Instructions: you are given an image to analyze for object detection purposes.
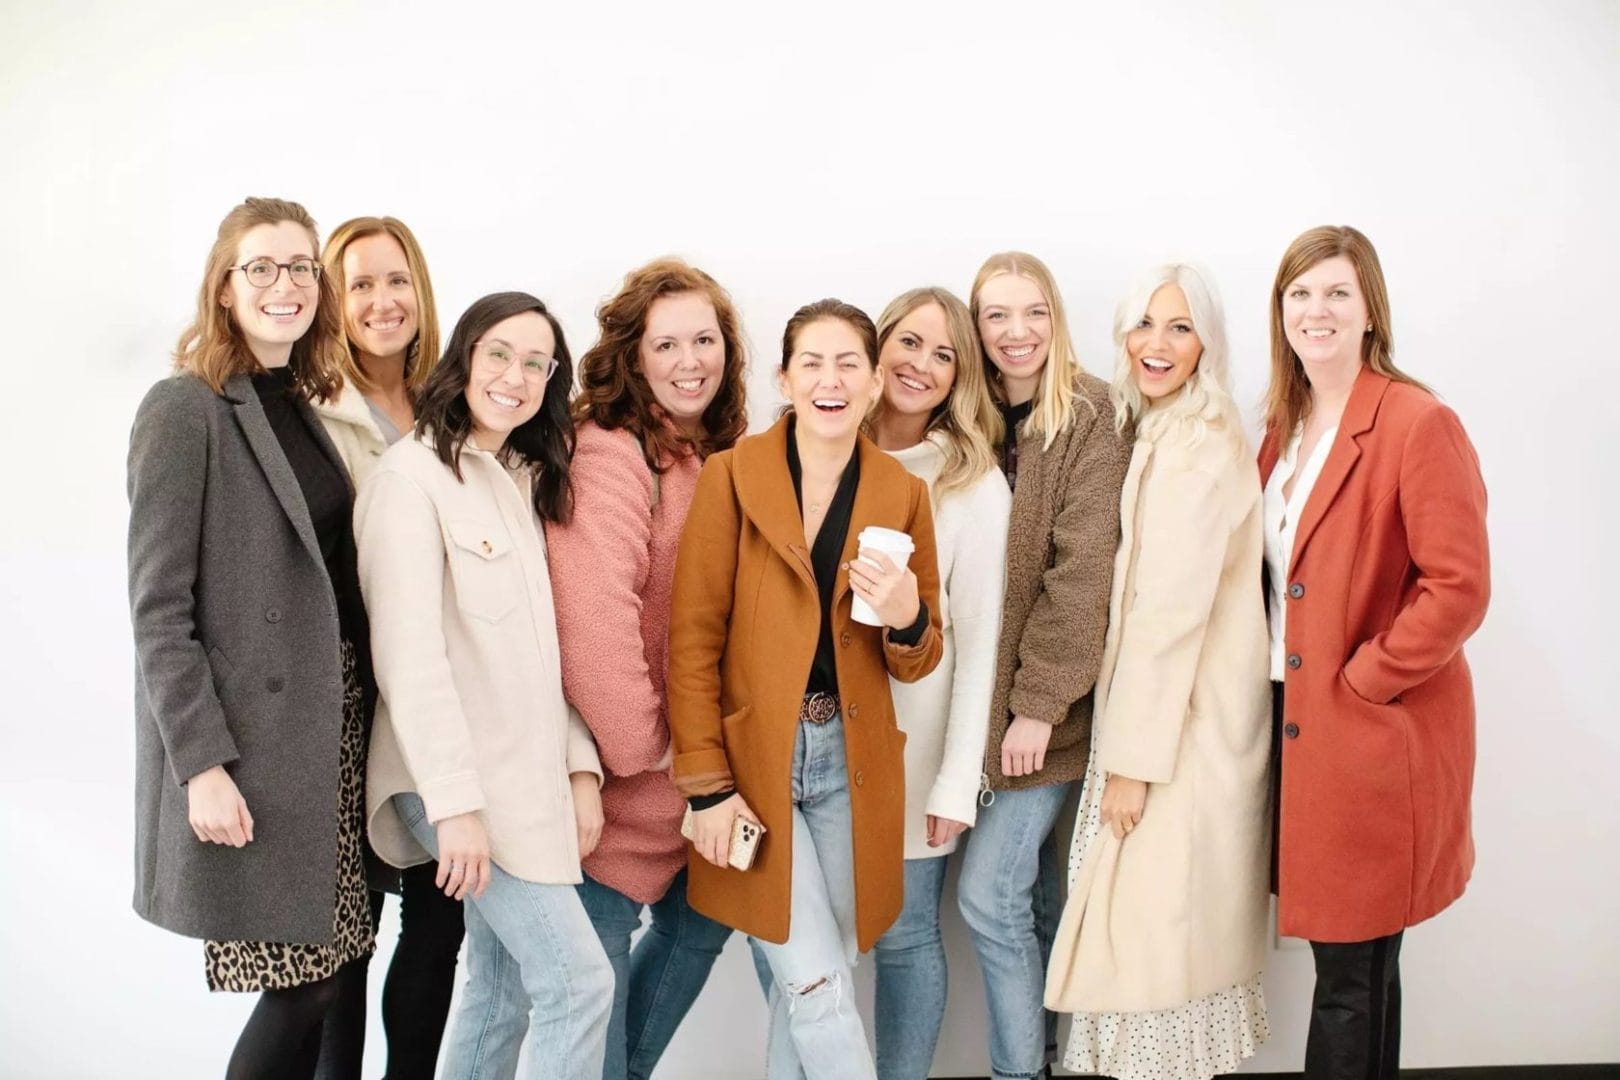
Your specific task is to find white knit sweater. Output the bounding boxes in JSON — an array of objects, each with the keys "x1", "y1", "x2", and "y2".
[{"x1": 884, "y1": 434, "x2": 1011, "y2": 858}]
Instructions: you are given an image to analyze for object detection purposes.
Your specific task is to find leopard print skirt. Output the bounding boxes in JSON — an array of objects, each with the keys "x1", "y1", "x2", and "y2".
[{"x1": 204, "y1": 641, "x2": 376, "y2": 992}]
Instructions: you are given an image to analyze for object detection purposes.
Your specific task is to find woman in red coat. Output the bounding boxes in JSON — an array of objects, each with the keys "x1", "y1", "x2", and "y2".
[{"x1": 1259, "y1": 225, "x2": 1489, "y2": 1080}]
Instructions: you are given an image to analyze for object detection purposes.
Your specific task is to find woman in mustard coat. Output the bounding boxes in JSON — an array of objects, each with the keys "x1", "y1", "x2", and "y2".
[
  {"x1": 668, "y1": 299, "x2": 943, "y2": 1080},
  {"x1": 1259, "y1": 226, "x2": 1489, "y2": 1079}
]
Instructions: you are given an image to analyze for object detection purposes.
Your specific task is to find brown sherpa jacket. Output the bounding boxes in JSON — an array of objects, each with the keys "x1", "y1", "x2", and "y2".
[{"x1": 985, "y1": 372, "x2": 1132, "y2": 791}]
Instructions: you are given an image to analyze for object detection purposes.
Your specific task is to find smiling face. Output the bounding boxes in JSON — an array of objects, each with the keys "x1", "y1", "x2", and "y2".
[
  {"x1": 1127, "y1": 284, "x2": 1203, "y2": 400},
  {"x1": 342, "y1": 232, "x2": 419, "y2": 365},
  {"x1": 640, "y1": 291, "x2": 725, "y2": 433},
  {"x1": 1281, "y1": 254, "x2": 1370, "y2": 379},
  {"x1": 878, "y1": 301, "x2": 957, "y2": 420},
  {"x1": 219, "y1": 220, "x2": 320, "y2": 365},
  {"x1": 975, "y1": 272, "x2": 1051, "y2": 402},
  {"x1": 778, "y1": 317, "x2": 882, "y2": 444},
  {"x1": 465, "y1": 311, "x2": 557, "y2": 451}
]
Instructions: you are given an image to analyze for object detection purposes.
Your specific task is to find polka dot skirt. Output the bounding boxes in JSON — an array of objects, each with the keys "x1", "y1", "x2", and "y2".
[{"x1": 1061, "y1": 740, "x2": 1270, "y2": 1080}]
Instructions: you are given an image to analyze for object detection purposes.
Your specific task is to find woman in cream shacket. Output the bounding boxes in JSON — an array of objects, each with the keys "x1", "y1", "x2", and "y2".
[
  {"x1": 864, "y1": 288, "x2": 1009, "y2": 1080},
  {"x1": 356, "y1": 292, "x2": 612, "y2": 1080},
  {"x1": 1045, "y1": 265, "x2": 1272, "y2": 1080}
]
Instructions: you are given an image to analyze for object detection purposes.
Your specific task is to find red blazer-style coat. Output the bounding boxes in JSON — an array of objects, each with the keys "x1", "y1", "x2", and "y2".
[{"x1": 1259, "y1": 367, "x2": 1489, "y2": 943}]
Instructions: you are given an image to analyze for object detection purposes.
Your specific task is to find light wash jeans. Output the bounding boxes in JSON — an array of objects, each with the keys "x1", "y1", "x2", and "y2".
[
  {"x1": 956, "y1": 781, "x2": 1074, "y2": 1080},
  {"x1": 750, "y1": 712, "x2": 877, "y2": 1080},
  {"x1": 576, "y1": 867, "x2": 733, "y2": 1080},
  {"x1": 872, "y1": 854, "x2": 949, "y2": 1080},
  {"x1": 395, "y1": 792, "x2": 612, "y2": 1080}
]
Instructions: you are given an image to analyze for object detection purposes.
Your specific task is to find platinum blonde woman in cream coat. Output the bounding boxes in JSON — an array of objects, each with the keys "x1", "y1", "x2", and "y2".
[{"x1": 1045, "y1": 264, "x2": 1272, "y2": 1080}]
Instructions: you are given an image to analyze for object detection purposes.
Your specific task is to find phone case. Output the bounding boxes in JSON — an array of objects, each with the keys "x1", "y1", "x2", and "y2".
[{"x1": 681, "y1": 805, "x2": 766, "y2": 871}]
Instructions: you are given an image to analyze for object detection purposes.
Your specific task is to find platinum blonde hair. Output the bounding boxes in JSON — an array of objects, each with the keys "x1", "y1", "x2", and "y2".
[{"x1": 1110, "y1": 262, "x2": 1241, "y2": 448}]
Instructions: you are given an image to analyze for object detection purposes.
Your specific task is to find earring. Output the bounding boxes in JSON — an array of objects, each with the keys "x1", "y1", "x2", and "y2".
[{"x1": 1365, "y1": 324, "x2": 1373, "y2": 333}]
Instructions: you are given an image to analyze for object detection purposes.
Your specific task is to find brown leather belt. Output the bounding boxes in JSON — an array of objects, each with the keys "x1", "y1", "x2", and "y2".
[{"x1": 799, "y1": 691, "x2": 839, "y2": 725}]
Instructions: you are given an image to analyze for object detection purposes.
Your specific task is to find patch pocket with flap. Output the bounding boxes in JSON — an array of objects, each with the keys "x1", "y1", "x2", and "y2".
[{"x1": 445, "y1": 519, "x2": 518, "y2": 623}]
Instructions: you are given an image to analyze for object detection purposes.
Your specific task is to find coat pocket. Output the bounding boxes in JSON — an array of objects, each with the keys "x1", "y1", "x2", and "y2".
[
  {"x1": 444, "y1": 519, "x2": 518, "y2": 623},
  {"x1": 206, "y1": 645, "x2": 236, "y2": 697}
]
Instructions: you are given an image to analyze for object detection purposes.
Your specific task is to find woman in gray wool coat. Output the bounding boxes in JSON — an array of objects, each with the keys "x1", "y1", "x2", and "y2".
[{"x1": 127, "y1": 196, "x2": 375, "y2": 1079}]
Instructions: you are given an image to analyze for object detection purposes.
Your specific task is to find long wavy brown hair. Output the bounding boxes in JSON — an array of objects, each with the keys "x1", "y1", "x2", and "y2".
[
  {"x1": 415, "y1": 292, "x2": 576, "y2": 524},
  {"x1": 321, "y1": 215, "x2": 442, "y2": 396},
  {"x1": 173, "y1": 196, "x2": 343, "y2": 401},
  {"x1": 1265, "y1": 225, "x2": 1429, "y2": 440},
  {"x1": 572, "y1": 258, "x2": 749, "y2": 473}
]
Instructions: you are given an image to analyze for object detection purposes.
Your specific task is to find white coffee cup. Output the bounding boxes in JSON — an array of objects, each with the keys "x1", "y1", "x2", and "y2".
[{"x1": 850, "y1": 526, "x2": 916, "y2": 626}]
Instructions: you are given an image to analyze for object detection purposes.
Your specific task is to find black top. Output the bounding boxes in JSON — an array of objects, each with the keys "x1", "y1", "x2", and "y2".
[
  {"x1": 251, "y1": 368, "x2": 370, "y2": 658},
  {"x1": 998, "y1": 398, "x2": 1035, "y2": 492}
]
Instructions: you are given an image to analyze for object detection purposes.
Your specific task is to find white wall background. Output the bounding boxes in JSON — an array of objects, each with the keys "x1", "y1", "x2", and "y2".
[{"x1": 1, "y1": 1, "x2": 1616, "y2": 1076}]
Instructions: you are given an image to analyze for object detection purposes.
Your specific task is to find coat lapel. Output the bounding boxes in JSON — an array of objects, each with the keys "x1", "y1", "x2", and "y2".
[
  {"x1": 1289, "y1": 367, "x2": 1390, "y2": 572},
  {"x1": 733, "y1": 415, "x2": 817, "y2": 592},
  {"x1": 227, "y1": 373, "x2": 327, "y2": 571}
]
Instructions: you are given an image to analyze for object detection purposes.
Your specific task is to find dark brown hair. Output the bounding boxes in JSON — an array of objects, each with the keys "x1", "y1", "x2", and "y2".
[
  {"x1": 173, "y1": 196, "x2": 344, "y2": 401},
  {"x1": 572, "y1": 258, "x2": 749, "y2": 473},
  {"x1": 780, "y1": 298, "x2": 878, "y2": 369},
  {"x1": 1265, "y1": 225, "x2": 1429, "y2": 439},
  {"x1": 414, "y1": 292, "x2": 576, "y2": 524}
]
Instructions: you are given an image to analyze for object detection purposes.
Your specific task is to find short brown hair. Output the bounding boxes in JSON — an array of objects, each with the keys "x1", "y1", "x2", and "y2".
[
  {"x1": 572, "y1": 258, "x2": 749, "y2": 472},
  {"x1": 173, "y1": 197, "x2": 343, "y2": 402},
  {"x1": 780, "y1": 299, "x2": 878, "y2": 370},
  {"x1": 1264, "y1": 225, "x2": 1429, "y2": 439},
  {"x1": 321, "y1": 215, "x2": 442, "y2": 397}
]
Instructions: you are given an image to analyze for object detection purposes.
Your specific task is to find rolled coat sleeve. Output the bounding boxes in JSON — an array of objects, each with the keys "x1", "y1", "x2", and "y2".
[
  {"x1": 127, "y1": 379, "x2": 240, "y2": 786},
  {"x1": 668, "y1": 455, "x2": 742, "y2": 797},
  {"x1": 355, "y1": 470, "x2": 487, "y2": 823}
]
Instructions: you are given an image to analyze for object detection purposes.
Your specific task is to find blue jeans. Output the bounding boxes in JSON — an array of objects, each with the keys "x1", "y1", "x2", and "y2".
[
  {"x1": 576, "y1": 868, "x2": 733, "y2": 1080},
  {"x1": 751, "y1": 713, "x2": 877, "y2": 1080},
  {"x1": 395, "y1": 792, "x2": 612, "y2": 1080},
  {"x1": 872, "y1": 855, "x2": 949, "y2": 1080},
  {"x1": 956, "y1": 781, "x2": 1073, "y2": 1080}
]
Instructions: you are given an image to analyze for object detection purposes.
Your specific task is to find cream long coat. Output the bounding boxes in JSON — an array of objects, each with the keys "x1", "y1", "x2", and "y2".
[
  {"x1": 1046, "y1": 414, "x2": 1272, "y2": 1014},
  {"x1": 356, "y1": 435, "x2": 602, "y2": 885}
]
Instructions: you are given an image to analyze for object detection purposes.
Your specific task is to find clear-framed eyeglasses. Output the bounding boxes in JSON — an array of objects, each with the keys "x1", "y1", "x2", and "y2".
[
  {"x1": 229, "y1": 258, "x2": 322, "y2": 288},
  {"x1": 473, "y1": 339, "x2": 559, "y2": 381}
]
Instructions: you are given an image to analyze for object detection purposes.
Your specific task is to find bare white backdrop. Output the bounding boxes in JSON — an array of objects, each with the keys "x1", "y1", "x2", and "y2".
[{"x1": 1, "y1": 1, "x2": 1616, "y2": 1076}]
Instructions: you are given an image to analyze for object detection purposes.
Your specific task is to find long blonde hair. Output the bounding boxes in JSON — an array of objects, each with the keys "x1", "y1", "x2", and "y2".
[
  {"x1": 321, "y1": 215, "x2": 442, "y2": 396},
  {"x1": 1264, "y1": 225, "x2": 1429, "y2": 440},
  {"x1": 1110, "y1": 262, "x2": 1242, "y2": 450},
  {"x1": 173, "y1": 197, "x2": 343, "y2": 401},
  {"x1": 969, "y1": 251, "x2": 1085, "y2": 450},
  {"x1": 869, "y1": 287, "x2": 1000, "y2": 496}
]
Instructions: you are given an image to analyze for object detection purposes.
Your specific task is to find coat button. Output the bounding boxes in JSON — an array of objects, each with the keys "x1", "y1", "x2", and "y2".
[
  {"x1": 1288, "y1": 583, "x2": 1305, "y2": 599},
  {"x1": 266, "y1": 676, "x2": 284, "y2": 693},
  {"x1": 265, "y1": 607, "x2": 282, "y2": 623},
  {"x1": 854, "y1": 771, "x2": 865, "y2": 786},
  {"x1": 840, "y1": 632, "x2": 852, "y2": 647},
  {"x1": 1287, "y1": 654, "x2": 1302, "y2": 670},
  {"x1": 481, "y1": 540, "x2": 493, "y2": 554},
  {"x1": 847, "y1": 703, "x2": 859, "y2": 719},
  {"x1": 1284, "y1": 722, "x2": 1300, "y2": 739}
]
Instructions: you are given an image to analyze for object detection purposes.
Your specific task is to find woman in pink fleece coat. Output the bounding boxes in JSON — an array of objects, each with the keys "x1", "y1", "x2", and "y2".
[{"x1": 546, "y1": 258, "x2": 751, "y2": 1080}]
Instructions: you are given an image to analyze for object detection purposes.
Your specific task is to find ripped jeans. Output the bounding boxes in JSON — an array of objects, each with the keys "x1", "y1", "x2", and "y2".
[{"x1": 750, "y1": 711, "x2": 876, "y2": 1080}]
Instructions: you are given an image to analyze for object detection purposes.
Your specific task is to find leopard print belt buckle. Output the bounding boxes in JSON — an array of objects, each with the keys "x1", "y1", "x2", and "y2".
[{"x1": 799, "y1": 691, "x2": 839, "y2": 725}]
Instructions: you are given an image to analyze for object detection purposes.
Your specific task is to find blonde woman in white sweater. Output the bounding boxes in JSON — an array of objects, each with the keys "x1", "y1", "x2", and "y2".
[{"x1": 865, "y1": 287, "x2": 1010, "y2": 1079}]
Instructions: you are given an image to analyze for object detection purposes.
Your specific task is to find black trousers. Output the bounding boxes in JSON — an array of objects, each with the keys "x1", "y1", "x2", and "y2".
[{"x1": 1306, "y1": 929, "x2": 1403, "y2": 1078}]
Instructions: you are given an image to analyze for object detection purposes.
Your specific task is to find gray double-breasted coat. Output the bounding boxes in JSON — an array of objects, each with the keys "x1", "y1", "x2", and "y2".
[{"x1": 128, "y1": 371, "x2": 351, "y2": 944}]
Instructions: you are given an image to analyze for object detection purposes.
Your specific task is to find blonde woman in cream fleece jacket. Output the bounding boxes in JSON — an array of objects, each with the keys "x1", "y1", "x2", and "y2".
[{"x1": 865, "y1": 287, "x2": 1010, "y2": 1080}]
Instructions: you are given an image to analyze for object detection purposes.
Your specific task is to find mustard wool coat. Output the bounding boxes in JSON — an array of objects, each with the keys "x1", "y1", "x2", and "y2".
[
  {"x1": 1046, "y1": 415, "x2": 1272, "y2": 1013},
  {"x1": 668, "y1": 416, "x2": 944, "y2": 951}
]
